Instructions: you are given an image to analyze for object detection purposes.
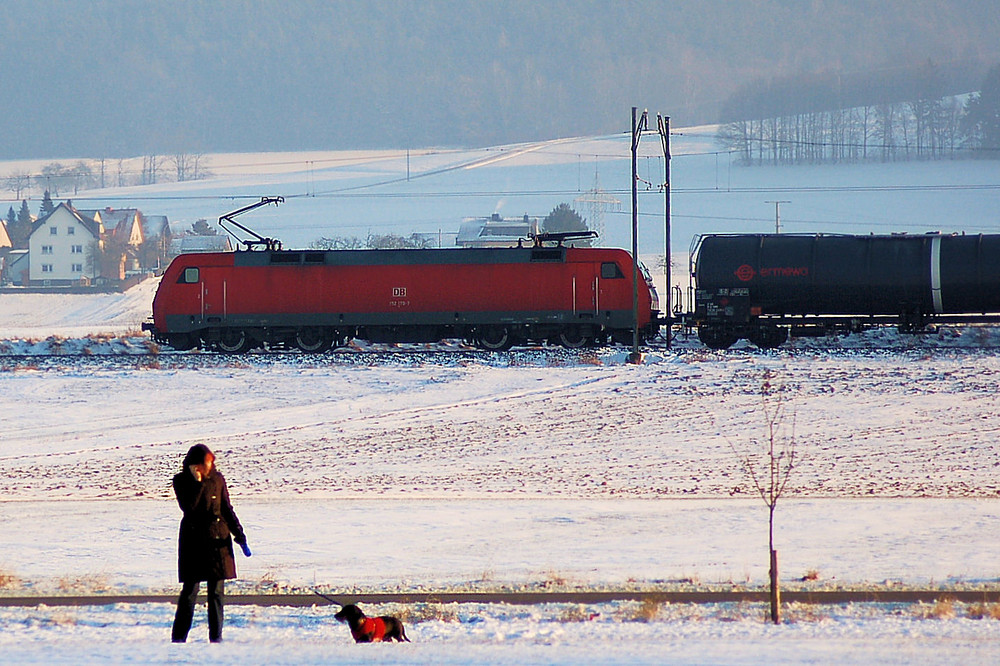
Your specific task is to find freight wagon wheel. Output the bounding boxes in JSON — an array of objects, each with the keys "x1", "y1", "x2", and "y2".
[
  {"x1": 476, "y1": 326, "x2": 515, "y2": 351},
  {"x1": 697, "y1": 325, "x2": 739, "y2": 350},
  {"x1": 295, "y1": 328, "x2": 333, "y2": 353},
  {"x1": 558, "y1": 328, "x2": 589, "y2": 349},
  {"x1": 216, "y1": 329, "x2": 252, "y2": 354},
  {"x1": 747, "y1": 325, "x2": 788, "y2": 350}
]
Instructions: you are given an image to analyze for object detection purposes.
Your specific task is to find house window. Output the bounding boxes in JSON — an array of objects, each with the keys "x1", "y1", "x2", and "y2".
[
  {"x1": 41, "y1": 264, "x2": 53, "y2": 273},
  {"x1": 41, "y1": 245, "x2": 53, "y2": 255},
  {"x1": 72, "y1": 245, "x2": 83, "y2": 254},
  {"x1": 67, "y1": 227, "x2": 75, "y2": 235},
  {"x1": 72, "y1": 263, "x2": 83, "y2": 272},
  {"x1": 49, "y1": 226, "x2": 58, "y2": 235}
]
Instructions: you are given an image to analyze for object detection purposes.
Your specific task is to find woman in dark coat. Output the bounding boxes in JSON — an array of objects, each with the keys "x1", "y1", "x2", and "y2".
[{"x1": 171, "y1": 444, "x2": 250, "y2": 643}]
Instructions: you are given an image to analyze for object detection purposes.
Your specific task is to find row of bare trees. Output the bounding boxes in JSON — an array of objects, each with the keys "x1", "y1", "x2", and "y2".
[
  {"x1": 719, "y1": 61, "x2": 1000, "y2": 166},
  {"x1": 721, "y1": 97, "x2": 967, "y2": 166},
  {"x1": 2, "y1": 153, "x2": 209, "y2": 199},
  {"x1": 309, "y1": 233, "x2": 436, "y2": 250}
]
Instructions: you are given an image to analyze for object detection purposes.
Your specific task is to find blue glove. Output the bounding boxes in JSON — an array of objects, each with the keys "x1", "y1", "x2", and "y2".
[{"x1": 240, "y1": 541, "x2": 252, "y2": 557}]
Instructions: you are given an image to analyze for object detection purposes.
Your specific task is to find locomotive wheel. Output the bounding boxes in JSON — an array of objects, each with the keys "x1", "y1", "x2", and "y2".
[
  {"x1": 748, "y1": 325, "x2": 788, "y2": 350},
  {"x1": 216, "y1": 329, "x2": 252, "y2": 354},
  {"x1": 295, "y1": 328, "x2": 333, "y2": 353},
  {"x1": 167, "y1": 332, "x2": 197, "y2": 351},
  {"x1": 611, "y1": 329, "x2": 634, "y2": 346},
  {"x1": 476, "y1": 326, "x2": 515, "y2": 351},
  {"x1": 697, "y1": 325, "x2": 739, "y2": 350},
  {"x1": 558, "y1": 328, "x2": 589, "y2": 349}
]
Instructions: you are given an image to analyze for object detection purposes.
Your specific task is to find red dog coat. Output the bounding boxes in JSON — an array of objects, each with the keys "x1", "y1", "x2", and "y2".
[{"x1": 359, "y1": 617, "x2": 386, "y2": 642}]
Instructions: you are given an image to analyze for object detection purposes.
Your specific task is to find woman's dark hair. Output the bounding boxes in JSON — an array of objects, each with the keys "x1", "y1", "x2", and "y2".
[{"x1": 182, "y1": 444, "x2": 214, "y2": 469}]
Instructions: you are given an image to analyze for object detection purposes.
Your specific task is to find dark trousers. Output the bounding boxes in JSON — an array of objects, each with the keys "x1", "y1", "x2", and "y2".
[{"x1": 172, "y1": 579, "x2": 225, "y2": 642}]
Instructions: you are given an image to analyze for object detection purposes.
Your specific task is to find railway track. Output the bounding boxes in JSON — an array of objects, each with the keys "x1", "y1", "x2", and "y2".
[{"x1": 2, "y1": 589, "x2": 998, "y2": 607}]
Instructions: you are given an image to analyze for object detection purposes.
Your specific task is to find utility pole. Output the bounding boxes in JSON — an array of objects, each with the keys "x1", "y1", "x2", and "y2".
[
  {"x1": 657, "y1": 114, "x2": 671, "y2": 349},
  {"x1": 765, "y1": 200, "x2": 789, "y2": 234},
  {"x1": 630, "y1": 107, "x2": 648, "y2": 365}
]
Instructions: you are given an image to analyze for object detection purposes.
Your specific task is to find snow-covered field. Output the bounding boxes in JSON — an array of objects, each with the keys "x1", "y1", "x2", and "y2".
[
  {"x1": 2, "y1": 135, "x2": 1000, "y2": 663},
  {"x1": 3, "y1": 329, "x2": 1000, "y2": 663},
  {"x1": 2, "y1": 599, "x2": 998, "y2": 665}
]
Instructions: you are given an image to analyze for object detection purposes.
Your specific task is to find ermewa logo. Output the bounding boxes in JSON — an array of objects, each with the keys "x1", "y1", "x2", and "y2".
[
  {"x1": 734, "y1": 264, "x2": 808, "y2": 281},
  {"x1": 734, "y1": 264, "x2": 755, "y2": 281}
]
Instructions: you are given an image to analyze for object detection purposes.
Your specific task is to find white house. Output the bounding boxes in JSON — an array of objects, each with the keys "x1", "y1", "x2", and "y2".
[
  {"x1": 28, "y1": 203, "x2": 102, "y2": 285},
  {"x1": 0, "y1": 218, "x2": 11, "y2": 249},
  {"x1": 79, "y1": 207, "x2": 146, "y2": 275}
]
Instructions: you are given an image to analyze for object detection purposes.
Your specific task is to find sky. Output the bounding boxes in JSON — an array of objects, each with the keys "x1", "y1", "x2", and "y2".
[{"x1": 1, "y1": 0, "x2": 998, "y2": 158}]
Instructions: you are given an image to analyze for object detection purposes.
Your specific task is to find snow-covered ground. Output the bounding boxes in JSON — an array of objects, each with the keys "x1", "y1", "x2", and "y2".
[
  {"x1": 2, "y1": 599, "x2": 998, "y2": 665},
  {"x1": 2, "y1": 135, "x2": 1000, "y2": 663},
  {"x1": 2, "y1": 336, "x2": 1000, "y2": 662}
]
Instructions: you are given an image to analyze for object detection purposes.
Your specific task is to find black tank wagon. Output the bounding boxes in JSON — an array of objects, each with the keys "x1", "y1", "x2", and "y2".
[{"x1": 691, "y1": 233, "x2": 1000, "y2": 349}]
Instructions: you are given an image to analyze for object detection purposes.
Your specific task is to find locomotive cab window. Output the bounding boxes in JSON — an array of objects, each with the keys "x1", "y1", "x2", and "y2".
[
  {"x1": 178, "y1": 267, "x2": 200, "y2": 284},
  {"x1": 601, "y1": 262, "x2": 625, "y2": 279}
]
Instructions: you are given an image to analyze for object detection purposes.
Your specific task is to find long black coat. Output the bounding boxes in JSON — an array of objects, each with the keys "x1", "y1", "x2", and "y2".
[{"x1": 173, "y1": 469, "x2": 247, "y2": 582}]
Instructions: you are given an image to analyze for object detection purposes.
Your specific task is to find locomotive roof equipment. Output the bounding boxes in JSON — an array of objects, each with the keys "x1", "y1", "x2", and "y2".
[{"x1": 218, "y1": 196, "x2": 285, "y2": 252}]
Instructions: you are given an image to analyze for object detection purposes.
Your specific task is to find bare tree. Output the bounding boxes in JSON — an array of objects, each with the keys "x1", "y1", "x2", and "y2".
[
  {"x1": 142, "y1": 154, "x2": 162, "y2": 185},
  {"x1": 729, "y1": 371, "x2": 797, "y2": 624},
  {"x1": 170, "y1": 153, "x2": 207, "y2": 182},
  {"x1": 4, "y1": 172, "x2": 32, "y2": 199},
  {"x1": 309, "y1": 236, "x2": 366, "y2": 250}
]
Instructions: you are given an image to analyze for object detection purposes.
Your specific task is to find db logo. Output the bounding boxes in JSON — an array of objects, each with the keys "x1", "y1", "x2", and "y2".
[
  {"x1": 734, "y1": 264, "x2": 755, "y2": 282},
  {"x1": 392, "y1": 287, "x2": 407, "y2": 297}
]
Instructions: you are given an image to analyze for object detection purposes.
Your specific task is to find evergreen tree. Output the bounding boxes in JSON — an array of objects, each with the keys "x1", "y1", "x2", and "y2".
[
  {"x1": 189, "y1": 219, "x2": 218, "y2": 235},
  {"x1": 10, "y1": 200, "x2": 33, "y2": 248},
  {"x1": 542, "y1": 204, "x2": 592, "y2": 245},
  {"x1": 39, "y1": 190, "x2": 56, "y2": 218},
  {"x1": 17, "y1": 200, "x2": 31, "y2": 225}
]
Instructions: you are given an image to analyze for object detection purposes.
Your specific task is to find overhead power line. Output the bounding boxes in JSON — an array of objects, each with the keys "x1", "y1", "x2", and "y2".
[{"x1": 3, "y1": 182, "x2": 998, "y2": 207}]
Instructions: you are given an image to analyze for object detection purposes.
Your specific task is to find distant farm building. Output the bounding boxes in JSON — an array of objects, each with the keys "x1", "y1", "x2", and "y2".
[
  {"x1": 457, "y1": 213, "x2": 540, "y2": 248},
  {"x1": 170, "y1": 235, "x2": 234, "y2": 254}
]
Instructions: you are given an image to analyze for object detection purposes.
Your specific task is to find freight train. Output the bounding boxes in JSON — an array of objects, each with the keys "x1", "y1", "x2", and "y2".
[
  {"x1": 143, "y1": 237, "x2": 660, "y2": 353},
  {"x1": 143, "y1": 201, "x2": 1000, "y2": 353},
  {"x1": 690, "y1": 232, "x2": 1000, "y2": 349}
]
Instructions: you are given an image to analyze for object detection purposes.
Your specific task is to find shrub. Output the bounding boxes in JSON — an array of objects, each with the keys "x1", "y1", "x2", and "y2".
[
  {"x1": 966, "y1": 602, "x2": 1000, "y2": 620},
  {"x1": 394, "y1": 602, "x2": 459, "y2": 623},
  {"x1": 913, "y1": 598, "x2": 956, "y2": 620}
]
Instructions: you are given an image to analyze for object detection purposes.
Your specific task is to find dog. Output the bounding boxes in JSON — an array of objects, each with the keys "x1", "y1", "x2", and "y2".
[{"x1": 334, "y1": 603, "x2": 410, "y2": 643}]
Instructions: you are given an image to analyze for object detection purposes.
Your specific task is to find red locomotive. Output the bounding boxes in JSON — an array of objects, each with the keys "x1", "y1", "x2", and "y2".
[{"x1": 143, "y1": 202, "x2": 659, "y2": 353}]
